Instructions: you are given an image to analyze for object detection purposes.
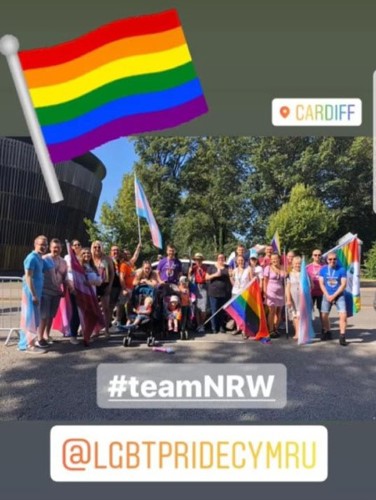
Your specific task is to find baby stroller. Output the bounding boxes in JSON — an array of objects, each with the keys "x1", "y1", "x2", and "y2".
[{"x1": 120, "y1": 284, "x2": 158, "y2": 347}]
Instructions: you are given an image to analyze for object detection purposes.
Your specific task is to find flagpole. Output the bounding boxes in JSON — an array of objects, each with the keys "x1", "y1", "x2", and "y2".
[
  {"x1": 137, "y1": 215, "x2": 142, "y2": 245},
  {"x1": 0, "y1": 35, "x2": 64, "y2": 203},
  {"x1": 283, "y1": 246, "x2": 289, "y2": 338}
]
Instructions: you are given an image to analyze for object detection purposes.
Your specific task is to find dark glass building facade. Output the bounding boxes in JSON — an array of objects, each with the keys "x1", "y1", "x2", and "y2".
[{"x1": 0, "y1": 137, "x2": 106, "y2": 273}]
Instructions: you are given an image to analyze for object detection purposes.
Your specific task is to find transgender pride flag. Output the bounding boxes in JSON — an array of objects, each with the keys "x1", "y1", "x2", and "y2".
[{"x1": 134, "y1": 176, "x2": 163, "y2": 249}]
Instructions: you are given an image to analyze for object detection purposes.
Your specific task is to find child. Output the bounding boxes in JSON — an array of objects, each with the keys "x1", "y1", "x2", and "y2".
[
  {"x1": 123, "y1": 296, "x2": 153, "y2": 331},
  {"x1": 178, "y1": 276, "x2": 191, "y2": 339},
  {"x1": 166, "y1": 295, "x2": 181, "y2": 333}
]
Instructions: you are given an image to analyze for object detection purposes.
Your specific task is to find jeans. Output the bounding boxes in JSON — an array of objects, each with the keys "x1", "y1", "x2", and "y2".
[{"x1": 209, "y1": 296, "x2": 228, "y2": 332}]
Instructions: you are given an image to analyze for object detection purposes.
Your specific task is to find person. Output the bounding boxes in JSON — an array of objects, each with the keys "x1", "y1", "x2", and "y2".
[
  {"x1": 306, "y1": 249, "x2": 324, "y2": 329},
  {"x1": 133, "y1": 260, "x2": 161, "y2": 287},
  {"x1": 123, "y1": 296, "x2": 154, "y2": 331},
  {"x1": 109, "y1": 245, "x2": 125, "y2": 326},
  {"x1": 165, "y1": 295, "x2": 181, "y2": 333},
  {"x1": 188, "y1": 252, "x2": 208, "y2": 333},
  {"x1": 18, "y1": 235, "x2": 52, "y2": 352},
  {"x1": 286, "y1": 256, "x2": 302, "y2": 340},
  {"x1": 318, "y1": 252, "x2": 348, "y2": 346},
  {"x1": 78, "y1": 247, "x2": 104, "y2": 346},
  {"x1": 263, "y1": 252, "x2": 286, "y2": 338},
  {"x1": 230, "y1": 255, "x2": 252, "y2": 337},
  {"x1": 248, "y1": 249, "x2": 264, "y2": 283},
  {"x1": 157, "y1": 244, "x2": 182, "y2": 289},
  {"x1": 228, "y1": 244, "x2": 250, "y2": 269},
  {"x1": 119, "y1": 243, "x2": 142, "y2": 321},
  {"x1": 206, "y1": 253, "x2": 232, "y2": 333},
  {"x1": 283, "y1": 250, "x2": 296, "y2": 274},
  {"x1": 91, "y1": 241, "x2": 114, "y2": 338},
  {"x1": 258, "y1": 245, "x2": 273, "y2": 268},
  {"x1": 39, "y1": 239, "x2": 68, "y2": 345},
  {"x1": 64, "y1": 239, "x2": 82, "y2": 344},
  {"x1": 178, "y1": 275, "x2": 192, "y2": 339}
]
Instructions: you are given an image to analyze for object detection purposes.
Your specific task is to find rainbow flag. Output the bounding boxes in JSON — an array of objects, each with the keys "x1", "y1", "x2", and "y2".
[
  {"x1": 223, "y1": 279, "x2": 269, "y2": 339},
  {"x1": 271, "y1": 230, "x2": 281, "y2": 255},
  {"x1": 323, "y1": 234, "x2": 361, "y2": 317},
  {"x1": 19, "y1": 9, "x2": 208, "y2": 163},
  {"x1": 135, "y1": 176, "x2": 163, "y2": 249},
  {"x1": 297, "y1": 257, "x2": 315, "y2": 345}
]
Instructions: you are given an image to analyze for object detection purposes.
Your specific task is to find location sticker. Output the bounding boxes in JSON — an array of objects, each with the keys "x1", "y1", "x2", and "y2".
[{"x1": 280, "y1": 106, "x2": 290, "y2": 118}]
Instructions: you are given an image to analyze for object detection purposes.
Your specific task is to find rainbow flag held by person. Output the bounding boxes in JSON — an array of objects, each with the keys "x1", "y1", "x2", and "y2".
[
  {"x1": 271, "y1": 230, "x2": 281, "y2": 255},
  {"x1": 323, "y1": 234, "x2": 361, "y2": 317},
  {"x1": 18, "y1": 9, "x2": 208, "y2": 163},
  {"x1": 135, "y1": 176, "x2": 163, "y2": 249},
  {"x1": 297, "y1": 257, "x2": 315, "y2": 345},
  {"x1": 223, "y1": 279, "x2": 269, "y2": 339}
]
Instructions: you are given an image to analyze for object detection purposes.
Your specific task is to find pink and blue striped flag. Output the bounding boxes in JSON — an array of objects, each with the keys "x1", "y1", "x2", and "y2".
[
  {"x1": 271, "y1": 230, "x2": 281, "y2": 255},
  {"x1": 134, "y1": 176, "x2": 163, "y2": 249},
  {"x1": 297, "y1": 257, "x2": 315, "y2": 345}
]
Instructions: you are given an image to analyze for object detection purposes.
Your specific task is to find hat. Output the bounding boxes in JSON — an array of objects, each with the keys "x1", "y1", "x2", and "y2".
[
  {"x1": 179, "y1": 276, "x2": 188, "y2": 283},
  {"x1": 193, "y1": 252, "x2": 204, "y2": 260},
  {"x1": 170, "y1": 295, "x2": 179, "y2": 303},
  {"x1": 249, "y1": 249, "x2": 258, "y2": 259}
]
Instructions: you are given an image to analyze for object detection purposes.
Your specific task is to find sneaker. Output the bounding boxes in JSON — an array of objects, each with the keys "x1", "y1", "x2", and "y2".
[
  {"x1": 26, "y1": 346, "x2": 47, "y2": 354},
  {"x1": 270, "y1": 331, "x2": 280, "y2": 339},
  {"x1": 339, "y1": 335, "x2": 348, "y2": 346},
  {"x1": 69, "y1": 337, "x2": 79, "y2": 345},
  {"x1": 35, "y1": 339, "x2": 49, "y2": 348},
  {"x1": 320, "y1": 329, "x2": 327, "y2": 341},
  {"x1": 45, "y1": 336, "x2": 54, "y2": 345}
]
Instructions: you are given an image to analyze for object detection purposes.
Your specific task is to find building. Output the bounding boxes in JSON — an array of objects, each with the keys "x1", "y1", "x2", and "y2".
[{"x1": 0, "y1": 137, "x2": 106, "y2": 273}]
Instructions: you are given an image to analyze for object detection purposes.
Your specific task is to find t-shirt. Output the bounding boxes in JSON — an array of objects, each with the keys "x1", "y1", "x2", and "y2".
[
  {"x1": 120, "y1": 261, "x2": 136, "y2": 289},
  {"x1": 157, "y1": 257, "x2": 182, "y2": 284},
  {"x1": 319, "y1": 265, "x2": 346, "y2": 295},
  {"x1": 23, "y1": 251, "x2": 52, "y2": 297},
  {"x1": 306, "y1": 263, "x2": 324, "y2": 296},
  {"x1": 191, "y1": 264, "x2": 207, "y2": 284},
  {"x1": 207, "y1": 265, "x2": 231, "y2": 298},
  {"x1": 42, "y1": 255, "x2": 67, "y2": 296}
]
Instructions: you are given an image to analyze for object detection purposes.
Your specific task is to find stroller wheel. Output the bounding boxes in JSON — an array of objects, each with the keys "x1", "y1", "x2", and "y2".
[{"x1": 123, "y1": 336, "x2": 132, "y2": 347}]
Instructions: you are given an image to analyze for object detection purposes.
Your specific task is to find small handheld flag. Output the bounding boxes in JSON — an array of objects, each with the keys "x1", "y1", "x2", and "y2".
[{"x1": 135, "y1": 176, "x2": 163, "y2": 249}]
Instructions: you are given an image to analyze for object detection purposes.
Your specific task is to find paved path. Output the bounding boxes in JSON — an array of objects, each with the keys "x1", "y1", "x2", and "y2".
[{"x1": 1, "y1": 288, "x2": 375, "y2": 422}]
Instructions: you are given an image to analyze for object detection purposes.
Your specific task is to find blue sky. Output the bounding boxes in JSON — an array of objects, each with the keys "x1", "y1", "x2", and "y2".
[{"x1": 91, "y1": 137, "x2": 138, "y2": 220}]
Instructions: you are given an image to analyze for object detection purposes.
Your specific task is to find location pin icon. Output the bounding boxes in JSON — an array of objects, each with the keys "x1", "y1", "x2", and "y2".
[{"x1": 280, "y1": 106, "x2": 290, "y2": 118}]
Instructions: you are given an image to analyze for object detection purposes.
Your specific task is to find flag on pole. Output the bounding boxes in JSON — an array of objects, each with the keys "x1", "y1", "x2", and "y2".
[
  {"x1": 297, "y1": 257, "x2": 315, "y2": 345},
  {"x1": 323, "y1": 234, "x2": 361, "y2": 317},
  {"x1": 134, "y1": 176, "x2": 163, "y2": 249},
  {"x1": 271, "y1": 230, "x2": 281, "y2": 255},
  {"x1": 16, "y1": 9, "x2": 208, "y2": 163},
  {"x1": 223, "y1": 279, "x2": 269, "y2": 339}
]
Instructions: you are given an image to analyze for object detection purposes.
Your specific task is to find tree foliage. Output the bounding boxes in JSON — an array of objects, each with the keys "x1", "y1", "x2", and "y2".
[
  {"x1": 266, "y1": 184, "x2": 338, "y2": 256},
  {"x1": 87, "y1": 136, "x2": 375, "y2": 260}
]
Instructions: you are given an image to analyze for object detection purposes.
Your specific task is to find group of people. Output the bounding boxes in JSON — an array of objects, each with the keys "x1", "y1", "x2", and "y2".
[{"x1": 18, "y1": 237, "x2": 349, "y2": 353}]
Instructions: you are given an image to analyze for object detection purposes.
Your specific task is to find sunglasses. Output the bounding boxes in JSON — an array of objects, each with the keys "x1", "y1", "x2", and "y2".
[
  {"x1": 313, "y1": 253, "x2": 321, "y2": 257},
  {"x1": 93, "y1": 246, "x2": 101, "y2": 249},
  {"x1": 73, "y1": 243, "x2": 81, "y2": 247},
  {"x1": 328, "y1": 258, "x2": 337, "y2": 261}
]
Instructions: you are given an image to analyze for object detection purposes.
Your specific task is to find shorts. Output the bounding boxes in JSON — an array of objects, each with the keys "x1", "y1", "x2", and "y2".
[
  {"x1": 321, "y1": 294, "x2": 346, "y2": 314},
  {"x1": 312, "y1": 295, "x2": 323, "y2": 311},
  {"x1": 40, "y1": 294, "x2": 61, "y2": 319}
]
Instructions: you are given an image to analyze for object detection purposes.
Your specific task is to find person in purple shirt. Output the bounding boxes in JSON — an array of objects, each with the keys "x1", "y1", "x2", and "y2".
[{"x1": 157, "y1": 244, "x2": 182, "y2": 288}]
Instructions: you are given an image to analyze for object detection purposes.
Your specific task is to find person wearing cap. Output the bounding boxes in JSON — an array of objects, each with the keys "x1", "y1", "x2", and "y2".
[
  {"x1": 165, "y1": 295, "x2": 181, "y2": 333},
  {"x1": 249, "y1": 249, "x2": 264, "y2": 283},
  {"x1": 188, "y1": 252, "x2": 208, "y2": 333}
]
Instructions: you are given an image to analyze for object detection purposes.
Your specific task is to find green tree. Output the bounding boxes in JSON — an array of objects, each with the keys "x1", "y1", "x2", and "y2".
[
  {"x1": 266, "y1": 183, "x2": 338, "y2": 255},
  {"x1": 363, "y1": 242, "x2": 376, "y2": 279}
]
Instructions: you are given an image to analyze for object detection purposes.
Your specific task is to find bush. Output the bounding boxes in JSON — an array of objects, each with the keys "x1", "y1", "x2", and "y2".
[{"x1": 363, "y1": 242, "x2": 376, "y2": 279}]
